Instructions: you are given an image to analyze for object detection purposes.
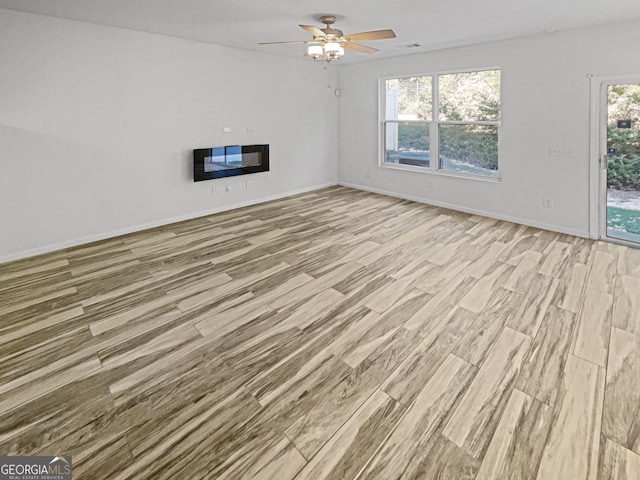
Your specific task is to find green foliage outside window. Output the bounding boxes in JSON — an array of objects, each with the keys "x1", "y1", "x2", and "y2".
[
  {"x1": 440, "y1": 125, "x2": 499, "y2": 171},
  {"x1": 607, "y1": 84, "x2": 640, "y2": 190},
  {"x1": 397, "y1": 123, "x2": 429, "y2": 150}
]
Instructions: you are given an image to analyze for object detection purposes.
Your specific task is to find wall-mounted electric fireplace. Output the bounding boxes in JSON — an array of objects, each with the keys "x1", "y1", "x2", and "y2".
[{"x1": 193, "y1": 144, "x2": 269, "y2": 181}]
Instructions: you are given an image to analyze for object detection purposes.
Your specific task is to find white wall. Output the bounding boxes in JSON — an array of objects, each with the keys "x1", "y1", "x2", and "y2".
[
  {"x1": 0, "y1": 9, "x2": 338, "y2": 262},
  {"x1": 337, "y1": 21, "x2": 640, "y2": 237},
  {"x1": 4, "y1": 11, "x2": 640, "y2": 263}
]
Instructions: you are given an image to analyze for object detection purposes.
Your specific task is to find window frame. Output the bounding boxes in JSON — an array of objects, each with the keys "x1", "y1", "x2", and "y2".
[{"x1": 379, "y1": 67, "x2": 502, "y2": 181}]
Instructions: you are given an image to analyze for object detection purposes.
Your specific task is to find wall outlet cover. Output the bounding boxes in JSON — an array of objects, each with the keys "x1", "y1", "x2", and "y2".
[{"x1": 549, "y1": 146, "x2": 575, "y2": 157}]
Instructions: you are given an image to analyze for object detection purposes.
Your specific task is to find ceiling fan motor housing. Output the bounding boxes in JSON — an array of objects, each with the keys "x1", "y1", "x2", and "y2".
[
  {"x1": 319, "y1": 16, "x2": 343, "y2": 38},
  {"x1": 320, "y1": 16, "x2": 337, "y2": 25}
]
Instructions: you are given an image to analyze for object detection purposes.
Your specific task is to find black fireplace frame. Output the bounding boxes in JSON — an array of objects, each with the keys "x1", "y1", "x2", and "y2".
[{"x1": 193, "y1": 144, "x2": 269, "y2": 182}]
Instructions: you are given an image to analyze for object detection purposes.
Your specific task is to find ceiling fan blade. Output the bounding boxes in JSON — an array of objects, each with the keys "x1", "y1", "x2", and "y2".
[
  {"x1": 258, "y1": 40, "x2": 312, "y2": 45},
  {"x1": 345, "y1": 29, "x2": 396, "y2": 41},
  {"x1": 299, "y1": 24, "x2": 327, "y2": 37},
  {"x1": 343, "y1": 42, "x2": 379, "y2": 54}
]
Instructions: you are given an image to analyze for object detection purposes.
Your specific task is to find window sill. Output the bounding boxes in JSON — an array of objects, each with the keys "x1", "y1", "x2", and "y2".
[{"x1": 379, "y1": 162, "x2": 501, "y2": 183}]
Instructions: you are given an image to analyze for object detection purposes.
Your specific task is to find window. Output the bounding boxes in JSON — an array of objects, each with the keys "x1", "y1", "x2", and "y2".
[{"x1": 382, "y1": 69, "x2": 501, "y2": 178}]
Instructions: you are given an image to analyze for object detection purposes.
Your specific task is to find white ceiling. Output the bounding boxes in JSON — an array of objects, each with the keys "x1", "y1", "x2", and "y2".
[{"x1": 2, "y1": 0, "x2": 640, "y2": 63}]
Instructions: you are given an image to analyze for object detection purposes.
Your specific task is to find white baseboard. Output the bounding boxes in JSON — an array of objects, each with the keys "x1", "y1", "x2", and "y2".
[
  {"x1": 0, "y1": 182, "x2": 337, "y2": 264},
  {"x1": 339, "y1": 181, "x2": 590, "y2": 239}
]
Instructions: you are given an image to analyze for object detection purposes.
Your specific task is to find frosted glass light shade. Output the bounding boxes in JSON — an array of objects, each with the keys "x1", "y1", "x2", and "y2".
[
  {"x1": 308, "y1": 45, "x2": 323, "y2": 57},
  {"x1": 324, "y1": 42, "x2": 341, "y2": 53}
]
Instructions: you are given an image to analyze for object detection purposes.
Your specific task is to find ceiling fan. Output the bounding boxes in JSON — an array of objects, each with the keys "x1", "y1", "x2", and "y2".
[{"x1": 258, "y1": 16, "x2": 396, "y2": 62}]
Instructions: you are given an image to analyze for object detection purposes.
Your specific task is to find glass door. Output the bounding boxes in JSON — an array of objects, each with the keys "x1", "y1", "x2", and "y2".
[{"x1": 604, "y1": 83, "x2": 640, "y2": 244}]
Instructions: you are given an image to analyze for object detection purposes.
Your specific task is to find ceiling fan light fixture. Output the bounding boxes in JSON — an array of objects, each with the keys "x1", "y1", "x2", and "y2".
[
  {"x1": 324, "y1": 42, "x2": 341, "y2": 53},
  {"x1": 307, "y1": 45, "x2": 324, "y2": 60},
  {"x1": 324, "y1": 42, "x2": 344, "y2": 62},
  {"x1": 259, "y1": 16, "x2": 395, "y2": 64}
]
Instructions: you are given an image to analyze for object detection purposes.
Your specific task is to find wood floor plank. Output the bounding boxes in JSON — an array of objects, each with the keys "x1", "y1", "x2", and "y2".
[
  {"x1": 553, "y1": 262, "x2": 589, "y2": 313},
  {"x1": 430, "y1": 235, "x2": 475, "y2": 266},
  {"x1": 616, "y1": 247, "x2": 640, "y2": 278},
  {"x1": 465, "y1": 241, "x2": 507, "y2": 278},
  {"x1": 503, "y1": 250, "x2": 545, "y2": 294},
  {"x1": 364, "y1": 276, "x2": 417, "y2": 314},
  {"x1": 0, "y1": 287, "x2": 78, "y2": 318},
  {"x1": 498, "y1": 229, "x2": 538, "y2": 265},
  {"x1": 294, "y1": 389, "x2": 405, "y2": 479},
  {"x1": 612, "y1": 275, "x2": 640, "y2": 336},
  {"x1": 516, "y1": 305, "x2": 576, "y2": 406},
  {"x1": 572, "y1": 288, "x2": 613, "y2": 367},
  {"x1": 332, "y1": 290, "x2": 428, "y2": 368},
  {"x1": 241, "y1": 309, "x2": 366, "y2": 405},
  {"x1": 88, "y1": 297, "x2": 177, "y2": 336},
  {"x1": 411, "y1": 259, "x2": 470, "y2": 294},
  {"x1": 282, "y1": 327, "x2": 420, "y2": 459},
  {"x1": 475, "y1": 388, "x2": 552, "y2": 480},
  {"x1": 0, "y1": 260, "x2": 70, "y2": 292},
  {"x1": 538, "y1": 240, "x2": 572, "y2": 278},
  {"x1": 586, "y1": 249, "x2": 617, "y2": 294},
  {"x1": 403, "y1": 275, "x2": 477, "y2": 336},
  {"x1": 598, "y1": 437, "x2": 640, "y2": 480},
  {"x1": 506, "y1": 273, "x2": 559, "y2": 338},
  {"x1": 442, "y1": 327, "x2": 531, "y2": 460},
  {"x1": 458, "y1": 261, "x2": 514, "y2": 313},
  {"x1": 453, "y1": 289, "x2": 519, "y2": 368},
  {"x1": 0, "y1": 353, "x2": 102, "y2": 414},
  {"x1": 602, "y1": 327, "x2": 640, "y2": 455},
  {"x1": 383, "y1": 306, "x2": 478, "y2": 405},
  {"x1": 0, "y1": 305, "x2": 84, "y2": 345},
  {"x1": 536, "y1": 354, "x2": 605, "y2": 480},
  {"x1": 358, "y1": 354, "x2": 477, "y2": 479}
]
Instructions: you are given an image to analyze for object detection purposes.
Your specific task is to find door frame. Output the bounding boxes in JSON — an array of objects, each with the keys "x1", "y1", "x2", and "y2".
[{"x1": 589, "y1": 74, "x2": 640, "y2": 245}]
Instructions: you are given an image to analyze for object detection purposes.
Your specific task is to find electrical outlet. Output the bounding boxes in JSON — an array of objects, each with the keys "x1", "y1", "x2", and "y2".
[
  {"x1": 549, "y1": 146, "x2": 575, "y2": 157},
  {"x1": 211, "y1": 186, "x2": 218, "y2": 195},
  {"x1": 225, "y1": 184, "x2": 232, "y2": 192},
  {"x1": 365, "y1": 171, "x2": 371, "y2": 178},
  {"x1": 246, "y1": 180, "x2": 253, "y2": 190},
  {"x1": 543, "y1": 198, "x2": 554, "y2": 208}
]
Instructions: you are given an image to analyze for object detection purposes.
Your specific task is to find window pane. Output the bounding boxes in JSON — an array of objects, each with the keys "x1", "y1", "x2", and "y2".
[
  {"x1": 439, "y1": 124, "x2": 498, "y2": 176},
  {"x1": 439, "y1": 70, "x2": 500, "y2": 121},
  {"x1": 385, "y1": 77, "x2": 432, "y2": 121},
  {"x1": 385, "y1": 122, "x2": 430, "y2": 167}
]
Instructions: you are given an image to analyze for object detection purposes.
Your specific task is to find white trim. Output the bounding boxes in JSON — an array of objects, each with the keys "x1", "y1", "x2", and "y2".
[
  {"x1": 0, "y1": 182, "x2": 337, "y2": 264},
  {"x1": 600, "y1": 236, "x2": 640, "y2": 250},
  {"x1": 431, "y1": 76, "x2": 439, "y2": 174},
  {"x1": 378, "y1": 66, "x2": 502, "y2": 82},
  {"x1": 379, "y1": 161, "x2": 501, "y2": 182},
  {"x1": 339, "y1": 181, "x2": 589, "y2": 238},
  {"x1": 438, "y1": 120, "x2": 501, "y2": 126},
  {"x1": 384, "y1": 120, "x2": 432, "y2": 125},
  {"x1": 588, "y1": 74, "x2": 601, "y2": 239},
  {"x1": 379, "y1": 69, "x2": 501, "y2": 179}
]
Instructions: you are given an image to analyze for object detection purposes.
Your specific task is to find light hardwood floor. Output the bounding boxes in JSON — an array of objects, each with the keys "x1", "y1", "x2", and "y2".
[{"x1": 1, "y1": 186, "x2": 639, "y2": 479}]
